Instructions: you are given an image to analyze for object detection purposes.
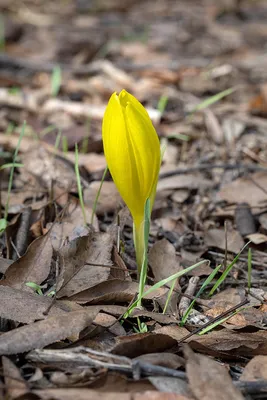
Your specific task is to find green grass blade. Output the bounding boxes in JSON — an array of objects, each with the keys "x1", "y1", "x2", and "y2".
[
  {"x1": 157, "y1": 95, "x2": 168, "y2": 114},
  {"x1": 190, "y1": 87, "x2": 235, "y2": 114},
  {"x1": 0, "y1": 163, "x2": 23, "y2": 171},
  {"x1": 124, "y1": 259, "x2": 208, "y2": 318},
  {"x1": 90, "y1": 165, "x2": 108, "y2": 225},
  {"x1": 198, "y1": 305, "x2": 247, "y2": 335},
  {"x1": 209, "y1": 241, "x2": 251, "y2": 296},
  {"x1": 167, "y1": 133, "x2": 190, "y2": 141},
  {"x1": 198, "y1": 314, "x2": 232, "y2": 335},
  {"x1": 0, "y1": 14, "x2": 5, "y2": 51},
  {"x1": 25, "y1": 282, "x2": 43, "y2": 295},
  {"x1": 163, "y1": 277, "x2": 176, "y2": 314},
  {"x1": 75, "y1": 143, "x2": 87, "y2": 226},
  {"x1": 54, "y1": 130, "x2": 62, "y2": 150},
  {"x1": 181, "y1": 263, "x2": 222, "y2": 325},
  {"x1": 62, "y1": 136, "x2": 68, "y2": 154},
  {"x1": 247, "y1": 248, "x2": 252, "y2": 293},
  {"x1": 51, "y1": 65, "x2": 62, "y2": 97}
]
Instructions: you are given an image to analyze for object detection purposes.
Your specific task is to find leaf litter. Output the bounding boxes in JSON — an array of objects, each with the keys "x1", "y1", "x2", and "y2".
[{"x1": 1, "y1": 0, "x2": 267, "y2": 399}]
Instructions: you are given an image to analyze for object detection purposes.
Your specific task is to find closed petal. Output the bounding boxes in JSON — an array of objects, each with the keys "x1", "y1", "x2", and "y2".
[
  {"x1": 102, "y1": 93, "x2": 144, "y2": 222},
  {"x1": 125, "y1": 102, "x2": 161, "y2": 209}
]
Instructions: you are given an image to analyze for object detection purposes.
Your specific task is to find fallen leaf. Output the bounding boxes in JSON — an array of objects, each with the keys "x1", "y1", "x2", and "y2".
[
  {"x1": 204, "y1": 228, "x2": 244, "y2": 253},
  {"x1": 155, "y1": 325, "x2": 190, "y2": 342},
  {"x1": 57, "y1": 231, "x2": 113, "y2": 298},
  {"x1": 171, "y1": 189, "x2": 190, "y2": 203},
  {"x1": 184, "y1": 344, "x2": 244, "y2": 400},
  {"x1": 69, "y1": 279, "x2": 167, "y2": 304},
  {"x1": 66, "y1": 152, "x2": 106, "y2": 173},
  {"x1": 0, "y1": 286, "x2": 85, "y2": 324},
  {"x1": 240, "y1": 355, "x2": 267, "y2": 381},
  {"x1": 157, "y1": 174, "x2": 212, "y2": 192},
  {"x1": 2, "y1": 356, "x2": 28, "y2": 399},
  {"x1": 20, "y1": 146, "x2": 77, "y2": 191},
  {"x1": 1, "y1": 229, "x2": 53, "y2": 291},
  {"x1": 111, "y1": 333, "x2": 177, "y2": 358},
  {"x1": 136, "y1": 392, "x2": 192, "y2": 400},
  {"x1": 204, "y1": 108, "x2": 224, "y2": 144},
  {"x1": 148, "y1": 378, "x2": 192, "y2": 399},
  {"x1": 246, "y1": 232, "x2": 267, "y2": 244},
  {"x1": 0, "y1": 257, "x2": 12, "y2": 274},
  {"x1": 189, "y1": 330, "x2": 267, "y2": 357},
  {"x1": 149, "y1": 239, "x2": 181, "y2": 284},
  {"x1": 0, "y1": 310, "x2": 98, "y2": 355},
  {"x1": 94, "y1": 312, "x2": 126, "y2": 336},
  {"x1": 84, "y1": 181, "x2": 123, "y2": 215},
  {"x1": 134, "y1": 353, "x2": 184, "y2": 369},
  {"x1": 33, "y1": 389, "x2": 131, "y2": 400},
  {"x1": 148, "y1": 239, "x2": 181, "y2": 314},
  {"x1": 218, "y1": 171, "x2": 267, "y2": 208}
]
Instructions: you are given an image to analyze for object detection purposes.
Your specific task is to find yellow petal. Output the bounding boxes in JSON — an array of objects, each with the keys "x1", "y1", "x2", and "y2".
[
  {"x1": 102, "y1": 90, "x2": 160, "y2": 227},
  {"x1": 102, "y1": 93, "x2": 141, "y2": 220}
]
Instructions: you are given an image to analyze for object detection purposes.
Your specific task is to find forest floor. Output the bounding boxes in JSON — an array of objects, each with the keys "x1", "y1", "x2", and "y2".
[{"x1": 0, "y1": 1, "x2": 267, "y2": 399}]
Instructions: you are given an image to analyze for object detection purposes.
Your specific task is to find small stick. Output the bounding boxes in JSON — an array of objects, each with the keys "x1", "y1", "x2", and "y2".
[
  {"x1": 178, "y1": 298, "x2": 249, "y2": 343},
  {"x1": 178, "y1": 276, "x2": 200, "y2": 317}
]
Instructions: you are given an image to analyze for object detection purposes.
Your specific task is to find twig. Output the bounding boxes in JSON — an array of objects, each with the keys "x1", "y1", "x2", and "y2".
[
  {"x1": 208, "y1": 250, "x2": 267, "y2": 269},
  {"x1": 235, "y1": 379, "x2": 267, "y2": 394},
  {"x1": 26, "y1": 346, "x2": 267, "y2": 395},
  {"x1": 178, "y1": 276, "x2": 200, "y2": 317},
  {"x1": 178, "y1": 298, "x2": 249, "y2": 343}
]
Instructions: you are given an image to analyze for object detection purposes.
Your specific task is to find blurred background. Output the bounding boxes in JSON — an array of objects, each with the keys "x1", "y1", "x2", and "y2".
[{"x1": 1, "y1": 0, "x2": 267, "y2": 153}]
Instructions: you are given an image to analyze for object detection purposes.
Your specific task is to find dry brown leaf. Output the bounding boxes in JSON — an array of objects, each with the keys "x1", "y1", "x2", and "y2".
[
  {"x1": 111, "y1": 333, "x2": 177, "y2": 358},
  {"x1": 189, "y1": 330, "x2": 267, "y2": 357},
  {"x1": 206, "y1": 305, "x2": 265, "y2": 329},
  {"x1": 134, "y1": 353, "x2": 184, "y2": 369},
  {"x1": 83, "y1": 304, "x2": 127, "y2": 316},
  {"x1": 149, "y1": 239, "x2": 181, "y2": 284},
  {"x1": 131, "y1": 309, "x2": 178, "y2": 325},
  {"x1": 0, "y1": 229, "x2": 53, "y2": 291},
  {"x1": 84, "y1": 181, "x2": 123, "y2": 215},
  {"x1": 218, "y1": 171, "x2": 267, "y2": 208},
  {"x1": 94, "y1": 312, "x2": 126, "y2": 336},
  {"x1": 0, "y1": 257, "x2": 12, "y2": 274},
  {"x1": 246, "y1": 232, "x2": 267, "y2": 244},
  {"x1": 204, "y1": 228, "x2": 244, "y2": 253},
  {"x1": 68, "y1": 279, "x2": 167, "y2": 304},
  {"x1": 240, "y1": 355, "x2": 267, "y2": 381},
  {"x1": 136, "y1": 392, "x2": 192, "y2": 400},
  {"x1": 184, "y1": 345, "x2": 244, "y2": 400},
  {"x1": 148, "y1": 377, "x2": 193, "y2": 399},
  {"x1": 57, "y1": 231, "x2": 113, "y2": 298},
  {"x1": 204, "y1": 108, "x2": 224, "y2": 144},
  {"x1": 49, "y1": 222, "x2": 91, "y2": 252},
  {"x1": 33, "y1": 389, "x2": 131, "y2": 400},
  {"x1": 155, "y1": 325, "x2": 190, "y2": 342},
  {"x1": 0, "y1": 310, "x2": 98, "y2": 355},
  {"x1": 66, "y1": 152, "x2": 106, "y2": 173},
  {"x1": 20, "y1": 146, "x2": 77, "y2": 191},
  {"x1": 0, "y1": 286, "x2": 82, "y2": 324},
  {"x1": 2, "y1": 356, "x2": 28, "y2": 399},
  {"x1": 148, "y1": 239, "x2": 181, "y2": 314},
  {"x1": 157, "y1": 174, "x2": 212, "y2": 192},
  {"x1": 171, "y1": 189, "x2": 190, "y2": 204}
]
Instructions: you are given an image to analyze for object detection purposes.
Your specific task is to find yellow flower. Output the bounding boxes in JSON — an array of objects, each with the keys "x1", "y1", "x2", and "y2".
[{"x1": 102, "y1": 90, "x2": 161, "y2": 271}]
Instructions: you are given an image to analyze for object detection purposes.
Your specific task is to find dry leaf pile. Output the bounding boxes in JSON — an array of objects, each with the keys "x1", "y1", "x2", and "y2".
[{"x1": 0, "y1": 0, "x2": 267, "y2": 399}]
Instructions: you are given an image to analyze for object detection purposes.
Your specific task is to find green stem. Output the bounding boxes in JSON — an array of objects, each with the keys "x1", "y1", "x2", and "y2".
[{"x1": 133, "y1": 220, "x2": 145, "y2": 275}]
